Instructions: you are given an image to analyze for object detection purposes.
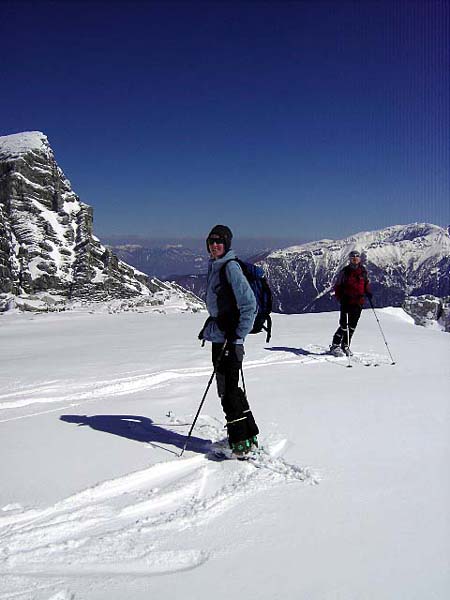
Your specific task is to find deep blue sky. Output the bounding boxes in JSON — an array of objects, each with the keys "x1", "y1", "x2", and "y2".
[{"x1": 2, "y1": 0, "x2": 449, "y2": 241}]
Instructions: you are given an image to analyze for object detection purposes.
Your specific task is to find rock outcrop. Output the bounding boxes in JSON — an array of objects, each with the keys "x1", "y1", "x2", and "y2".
[
  {"x1": 0, "y1": 132, "x2": 203, "y2": 312},
  {"x1": 403, "y1": 295, "x2": 450, "y2": 332}
]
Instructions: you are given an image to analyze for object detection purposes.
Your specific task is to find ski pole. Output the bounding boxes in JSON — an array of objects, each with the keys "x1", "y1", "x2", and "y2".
[
  {"x1": 179, "y1": 341, "x2": 227, "y2": 457},
  {"x1": 345, "y1": 311, "x2": 352, "y2": 368},
  {"x1": 369, "y1": 298, "x2": 396, "y2": 365}
]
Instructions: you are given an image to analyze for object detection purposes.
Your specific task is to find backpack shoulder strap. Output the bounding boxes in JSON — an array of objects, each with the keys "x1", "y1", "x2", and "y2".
[
  {"x1": 221, "y1": 258, "x2": 248, "y2": 287},
  {"x1": 219, "y1": 258, "x2": 238, "y2": 287}
]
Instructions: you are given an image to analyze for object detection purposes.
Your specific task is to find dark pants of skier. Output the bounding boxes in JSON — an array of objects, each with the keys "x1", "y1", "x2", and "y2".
[
  {"x1": 332, "y1": 304, "x2": 362, "y2": 347},
  {"x1": 211, "y1": 342, "x2": 259, "y2": 445}
]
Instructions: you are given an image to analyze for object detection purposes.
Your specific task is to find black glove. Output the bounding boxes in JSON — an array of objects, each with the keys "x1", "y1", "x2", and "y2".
[
  {"x1": 198, "y1": 316, "x2": 213, "y2": 340},
  {"x1": 366, "y1": 292, "x2": 373, "y2": 300}
]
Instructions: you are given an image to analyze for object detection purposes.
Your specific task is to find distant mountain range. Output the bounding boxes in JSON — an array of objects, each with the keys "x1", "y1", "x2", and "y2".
[
  {"x1": 170, "y1": 223, "x2": 450, "y2": 315},
  {"x1": 0, "y1": 132, "x2": 202, "y2": 312},
  {"x1": 106, "y1": 238, "x2": 301, "y2": 279},
  {"x1": 107, "y1": 244, "x2": 208, "y2": 279}
]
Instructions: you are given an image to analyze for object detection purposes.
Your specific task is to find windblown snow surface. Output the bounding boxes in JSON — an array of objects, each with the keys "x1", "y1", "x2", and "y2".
[{"x1": 0, "y1": 308, "x2": 449, "y2": 599}]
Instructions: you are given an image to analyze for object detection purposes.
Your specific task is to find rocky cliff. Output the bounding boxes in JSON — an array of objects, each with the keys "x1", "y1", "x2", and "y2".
[{"x1": 0, "y1": 132, "x2": 202, "y2": 312}]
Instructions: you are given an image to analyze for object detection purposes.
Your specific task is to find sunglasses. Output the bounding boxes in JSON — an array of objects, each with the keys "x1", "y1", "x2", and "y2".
[{"x1": 207, "y1": 236, "x2": 226, "y2": 245}]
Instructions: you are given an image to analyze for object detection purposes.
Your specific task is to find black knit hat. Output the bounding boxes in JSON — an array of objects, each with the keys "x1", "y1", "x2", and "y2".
[{"x1": 206, "y1": 224, "x2": 233, "y2": 253}]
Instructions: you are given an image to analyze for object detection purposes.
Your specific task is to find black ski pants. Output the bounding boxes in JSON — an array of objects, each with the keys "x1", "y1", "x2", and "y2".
[
  {"x1": 211, "y1": 342, "x2": 259, "y2": 444},
  {"x1": 332, "y1": 304, "x2": 362, "y2": 347}
]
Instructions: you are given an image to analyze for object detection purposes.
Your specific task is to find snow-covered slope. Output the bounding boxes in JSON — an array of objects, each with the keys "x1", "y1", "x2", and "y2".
[
  {"x1": 260, "y1": 223, "x2": 450, "y2": 313},
  {"x1": 0, "y1": 132, "x2": 202, "y2": 312},
  {"x1": 0, "y1": 309, "x2": 448, "y2": 599}
]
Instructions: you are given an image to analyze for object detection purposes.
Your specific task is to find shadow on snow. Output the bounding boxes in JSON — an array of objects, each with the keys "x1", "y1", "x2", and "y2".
[
  {"x1": 265, "y1": 346, "x2": 325, "y2": 357},
  {"x1": 59, "y1": 414, "x2": 211, "y2": 456},
  {"x1": 265, "y1": 346, "x2": 351, "y2": 368}
]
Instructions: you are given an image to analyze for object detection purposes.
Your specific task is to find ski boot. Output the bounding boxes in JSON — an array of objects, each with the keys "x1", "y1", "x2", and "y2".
[
  {"x1": 231, "y1": 436, "x2": 258, "y2": 458},
  {"x1": 329, "y1": 343, "x2": 344, "y2": 357},
  {"x1": 341, "y1": 345, "x2": 353, "y2": 356},
  {"x1": 249, "y1": 435, "x2": 258, "y2": 449}
]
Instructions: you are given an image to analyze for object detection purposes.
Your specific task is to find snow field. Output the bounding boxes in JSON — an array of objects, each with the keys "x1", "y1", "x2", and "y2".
[{"x1": 0, "y1": 308, "x2": 449, "y2": 599}]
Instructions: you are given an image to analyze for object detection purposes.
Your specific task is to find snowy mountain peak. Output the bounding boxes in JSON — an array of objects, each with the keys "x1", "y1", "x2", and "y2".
[
  {"x1": 269, "y1": 223, "x2": 447, "y2": 261},
  {"x1": 0, "y1": 131, "x2": 51, "y2": 162}
]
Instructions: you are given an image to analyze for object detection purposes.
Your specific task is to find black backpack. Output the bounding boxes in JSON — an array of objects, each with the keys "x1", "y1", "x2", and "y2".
[{"x1": 219, "y1": 258, "x2": 272, "y2": 343}]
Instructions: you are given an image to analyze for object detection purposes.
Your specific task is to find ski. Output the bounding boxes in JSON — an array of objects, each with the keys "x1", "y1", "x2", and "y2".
[
  {"x1": 349, "y1": 354, "x2": 380, "y2": 367},
  {"x1": 326, "y1": 348, "x2": 380, "y2": 367},
  {"x1": 209, "y1": 442, "x2": 255, "y2": 461}
]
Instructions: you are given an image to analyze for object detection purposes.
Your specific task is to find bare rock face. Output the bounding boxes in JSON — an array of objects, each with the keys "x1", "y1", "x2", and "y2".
[
  {"x1": 0, "y1": 132, "x2": 202, "y2": 311},
  {"x1": 403, "y1": 295, "x2": 450, "y2": 332}
]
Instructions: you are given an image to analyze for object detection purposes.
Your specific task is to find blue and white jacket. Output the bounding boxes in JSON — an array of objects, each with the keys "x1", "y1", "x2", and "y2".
[{"x1": 202, "y1": 250, "x2": 257, "y2": 344}]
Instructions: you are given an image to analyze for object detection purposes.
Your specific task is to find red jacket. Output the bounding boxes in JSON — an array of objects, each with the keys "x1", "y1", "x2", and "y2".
[{"x1": 334, "y1": 265, "x2": 371, "y2": 306}]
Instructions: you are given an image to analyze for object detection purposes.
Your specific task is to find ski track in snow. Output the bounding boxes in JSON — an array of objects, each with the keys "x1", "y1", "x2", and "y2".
[
  {"x1": 0, "y1": 340, "x2": 332, "y2": 596},
  {"x1": 0, "y1": 348, "x2": 389, "y2": 418},
  {"x1": 0, "y1": 417, "x2": 316, "y2": 595}
]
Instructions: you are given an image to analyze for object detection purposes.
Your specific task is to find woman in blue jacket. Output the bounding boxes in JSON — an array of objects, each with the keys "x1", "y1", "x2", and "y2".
[{"x1": 199, "y1": 225, "x2": 259, "y2": 456}]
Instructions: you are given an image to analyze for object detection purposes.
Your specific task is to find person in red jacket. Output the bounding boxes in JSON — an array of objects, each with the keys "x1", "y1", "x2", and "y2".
[{"x1": 330, "y1": 250, "x2": 372, "y2": 356}]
